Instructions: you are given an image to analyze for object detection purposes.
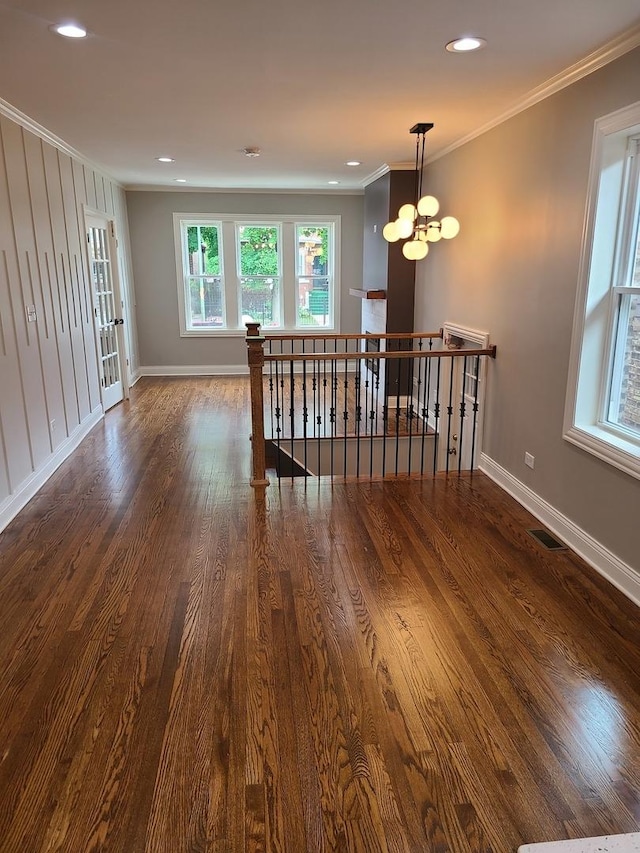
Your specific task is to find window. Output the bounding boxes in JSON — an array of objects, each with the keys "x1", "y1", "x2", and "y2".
[
  {"x1": 296, "y1": 225, "x2": 331, "y2": 327},
  {"x1": 174, "y1": 214, "x2": 339, "y2": 335},
  {"x1": 564, "y1": 103, "x2": 640, "y2": 479},
  {"x1": 182, "y1": 222, "x2": 224, "y2": 329}
]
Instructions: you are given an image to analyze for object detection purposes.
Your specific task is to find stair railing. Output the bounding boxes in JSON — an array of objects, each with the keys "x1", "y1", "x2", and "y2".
[{"x1": 246, "y1": 323, "x2": 496, "y2": 485}]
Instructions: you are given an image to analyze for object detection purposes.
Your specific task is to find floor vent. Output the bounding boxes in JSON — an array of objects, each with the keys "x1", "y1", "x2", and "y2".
[{"x1": 526, "y1": 528, "x2": 567, "y2": 551}]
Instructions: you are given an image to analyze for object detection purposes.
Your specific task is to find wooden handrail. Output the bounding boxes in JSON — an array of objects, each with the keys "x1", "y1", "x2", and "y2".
[
  {"x1": 246, "y1": 321, "x2": 497, "y2": 484},
  {"x1": 263, "y1": 329, "x2": 443, "y2": 342},
  {"x1": 264, "y1": 345, "x2": 497, "y2": 362}
]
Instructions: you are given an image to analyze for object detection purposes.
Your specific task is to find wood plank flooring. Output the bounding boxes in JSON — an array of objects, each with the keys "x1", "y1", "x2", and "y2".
[{"x1": 0, "y1": 376, "x2": 639, "y2": 852}]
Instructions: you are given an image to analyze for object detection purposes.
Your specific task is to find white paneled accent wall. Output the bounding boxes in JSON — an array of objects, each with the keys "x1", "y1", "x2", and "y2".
[{"x1": 0, "y1": 111, "x2": 137, "y2": 532}]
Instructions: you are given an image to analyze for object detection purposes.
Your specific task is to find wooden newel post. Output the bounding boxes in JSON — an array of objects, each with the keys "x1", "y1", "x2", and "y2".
[{"x1": 246, "y1": 323, "x2": 269, "y2": 487}]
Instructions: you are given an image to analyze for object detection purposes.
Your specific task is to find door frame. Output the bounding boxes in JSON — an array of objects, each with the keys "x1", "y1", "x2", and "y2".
[
  {"x1": 84, "y1": 207, "x2": 130, "y2": 409},
  {"x1": 438, "y1": 322, "x2": 491, "y2": 471}
]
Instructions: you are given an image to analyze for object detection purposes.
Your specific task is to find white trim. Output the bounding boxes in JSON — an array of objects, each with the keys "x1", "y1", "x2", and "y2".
[
  {"x1": 0, "y1": 407, "x2": 103, "y2": 535},
  {"x1": 139, "y1": 364, "x2": 250, "y2": 376},
  {"x1": 0, "y1": 97, "x2": 121, "y2": 188},
  {"x1": 563, "y1": 103, "x2": 640, "y2": 479},
  {"x1": 441, "y1": 322, "x2": 490, "y2": 348},
  {"x1": 361, "y1": 162, "x2": 417, "y2": 188},
  {"x1": 361, "y1": 164, "x2": 389, "y2": 187},
  {"x1": 6, "y1": 19, "x2": 640, "y2": 199},
  {"x1": 173, "y1": 214, "x2": 341, "y2": 336},
  {"x1": 126, "y1": 184, "x2": 363, "y2": 195},
  {"x1": 564, "y1": 425, "x2": 640, "y2": 480},
  {"x1": 431, "y1": 24, "x2": 640, "y2": 165},
  {"x1": 129, "y1": 368, "x2": 143, "y2": 385},
  {"x1": 479, "y1": 453, "x2": 640, "y2": 607}
]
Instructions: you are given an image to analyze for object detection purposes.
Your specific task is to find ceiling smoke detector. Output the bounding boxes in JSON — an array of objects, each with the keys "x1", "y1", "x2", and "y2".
[{"x1": 242, "y1": 147, "x2": 261, "y2": 158}]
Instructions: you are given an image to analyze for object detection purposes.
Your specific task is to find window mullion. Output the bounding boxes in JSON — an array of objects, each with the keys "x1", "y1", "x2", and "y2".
[
  {"x1": 613, "y1": 285, "x2": 640, "y2": 295},
  {"x1": 222, "y1": 221, "x2": 238, "y2": 329},
  {"x1": 281, "y1": 222, "x2": 296, "y2": 328}
]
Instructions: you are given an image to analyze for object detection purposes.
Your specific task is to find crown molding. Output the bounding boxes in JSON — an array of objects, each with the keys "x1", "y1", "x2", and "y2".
[
  {"x1": 361, "y1": 164, "x2": 389, "y2": 186},
  {"x1": 124, "y1": 184, "x2": 363, "y2": 194},
  {"x1": 0, "y1": 96, "x2": 123, "y2": 188},
  {"x1": 362, "y1": 160, "x2": 417, "y2": 187},
  {"x1": 430, "y1": 23, "x2": 640, "y2": 164}
]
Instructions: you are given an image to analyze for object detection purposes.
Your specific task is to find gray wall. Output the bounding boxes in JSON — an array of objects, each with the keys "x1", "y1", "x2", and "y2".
[
  {"x1": 414, "y1": 47, "x2": 640, "y2": 573},
  {"x1": 126, "y1": 191, "x2": 364, "y2": 369},
  {"x1": 0, "y1": 109, "x2": 137, "y2": 532}
]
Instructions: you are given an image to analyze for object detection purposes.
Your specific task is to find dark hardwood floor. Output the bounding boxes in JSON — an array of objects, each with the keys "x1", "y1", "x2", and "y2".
[{"x1": 0, "y1": 376, "x2": 639, "y2": 852}]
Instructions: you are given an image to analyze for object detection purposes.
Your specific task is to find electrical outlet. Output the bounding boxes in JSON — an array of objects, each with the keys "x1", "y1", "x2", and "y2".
[
  {"x1": 25, "y1": 305, "x2": 37, "y2": 323},
  {"x1": 525, "y1": 451, "x2": 535, "y2": 469},
  {"x1": 50, "y1": 419, "x2": 56, "y2": 432}
]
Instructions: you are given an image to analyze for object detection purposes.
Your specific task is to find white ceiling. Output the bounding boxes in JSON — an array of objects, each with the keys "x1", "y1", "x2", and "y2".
[{"x1": 1, "y1": 0, "x2": 640, "y2": 191}]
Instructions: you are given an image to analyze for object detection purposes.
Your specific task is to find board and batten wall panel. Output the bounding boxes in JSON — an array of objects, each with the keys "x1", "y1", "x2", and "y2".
[{"x1": 0, "y1": 111, "x2": 137, "y2": 532}]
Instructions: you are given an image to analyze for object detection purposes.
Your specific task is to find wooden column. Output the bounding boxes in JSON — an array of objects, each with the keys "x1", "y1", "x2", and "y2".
[{"x1": 246, "y1": 323, "x2": 269, "y2": 487}]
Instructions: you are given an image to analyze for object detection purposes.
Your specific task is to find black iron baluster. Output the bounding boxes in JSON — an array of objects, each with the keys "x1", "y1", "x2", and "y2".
[
  {"x1": 445, "y1": 356, "x2": 455, "y2": 475},
  {"x1": 355, "y1": 367, "x2": 361, "y2": 478},
  {"x1": 330, "y1": 356, "x2": 336, "y2": 479},
  {"x1": 323, "y1": 338, "x2": 327, "y2": 443},
  {"x1": 368, "y1": 363, "x2": 375, "y2": 478},
  {"x1": 458, "y1": 355, "x2": 467, "y2": 475},
  {"x1": 374, "y1": 366, "x2": 380, "y2": 435},
  {"x1": 343, "y1": 358, "x2": 349, "y2": 477},
  {"x1": 381, "y1": 393, "x2": 388, "y2": 479},
  {"x1": 433, "y1": 356, "x2": 441, "y2": 475},
  {"x1": 316, "y1": 359, "x2": 322, "y2": 475},
  {"x1": 289, "y1": 359, "x2": 295, "y2": 480},
  {"x1": 407, "y1": 344, "x2": 416, "y2": 475},
  {"x1": 394, "y1": 355, "x2": 401, "y2": 477},
  {"x1": 421, "y1": 351, "x2": 432, "y2": 475},
  {"x1": 268, "y1": 339, "x2": 275, "y2": 440},
  {"x1": 364, "y1": 354, "x2": 370, "y2": 438},
  {"x1": 303, "y1": 358, "x2": 308, "y2": 475},
  {"x1": 312, "y1": 339, "x2": 317, "y2": 443},
  {"x1": 275, "y1": 359, "x2": 282, "y2": 480},
  {"x1": 470, "y1": 354, "x2": 481, "y2": 473}
]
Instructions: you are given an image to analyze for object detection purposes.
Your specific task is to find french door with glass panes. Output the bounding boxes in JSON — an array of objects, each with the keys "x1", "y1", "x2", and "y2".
[{"x1": 87, "y1": 214, "x2": 126, "y2": 410}]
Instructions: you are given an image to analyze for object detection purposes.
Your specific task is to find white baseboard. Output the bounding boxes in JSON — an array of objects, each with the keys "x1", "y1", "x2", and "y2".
[
  {"x1": 0, "y1": 407, "x2": 103, "y2": 535},
  {"x1": 139, "y1": 364, "x2": 249, "y2": 376},
  {"x1": 479, "y1": 453, "x2": 640, "y2": 607},
  {"x1": 129, "y1": 368, "x2": 142, "y2": 385}
]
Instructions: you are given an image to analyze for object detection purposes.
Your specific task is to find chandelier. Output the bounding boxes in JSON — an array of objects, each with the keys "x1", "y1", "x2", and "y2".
[{"x1": 383, "y1": 123, "x2": 460, "y2": 260}]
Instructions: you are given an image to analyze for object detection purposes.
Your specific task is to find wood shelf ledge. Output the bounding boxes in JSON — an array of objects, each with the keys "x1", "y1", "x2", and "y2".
[{"x1": 349, "y1": 288, "x2": 387, "y2": 300}]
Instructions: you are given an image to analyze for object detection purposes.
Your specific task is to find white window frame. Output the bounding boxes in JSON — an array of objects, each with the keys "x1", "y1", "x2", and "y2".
[
  {"x1": 295, "y1": 222, "x2": 336, "y2": 329},
  {"x1": 564, "y1": 102, "x2": 640, "y2": 480},
  {"x1": 173, "y1": 213, "x2": 341, "y2": 336},
  {"x1": 235, "y1": 221, "x2": 283, "y2": 328}
]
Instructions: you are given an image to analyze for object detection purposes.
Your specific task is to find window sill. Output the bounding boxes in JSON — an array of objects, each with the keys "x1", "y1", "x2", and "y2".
[{"x1": 563, "y1": 423, "x2": 640, "y2": 480}]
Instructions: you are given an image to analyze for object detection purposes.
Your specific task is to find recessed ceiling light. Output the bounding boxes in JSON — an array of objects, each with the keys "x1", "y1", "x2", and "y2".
[
  {"x1": 445, "y1": 36, "x2": 486, "y2": 53},
  {"x1": 157, "y1": 157, "x2": 175, "y2": 163},
  {"x1": 328, "y1": 180, "x2": 340, "y2": 185},
  {"x1": 51, "y1": 22, "x2": 88, "y2": 38},
  {"x1": 242, "y1": 147, "x2": 261, "y2": 158},
  {"x1": 346, "y1": 161, "x2": 361, "y2": 167},
  {"x1": 175, "y1": 179, "x2": 187, "y2": 183}
]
